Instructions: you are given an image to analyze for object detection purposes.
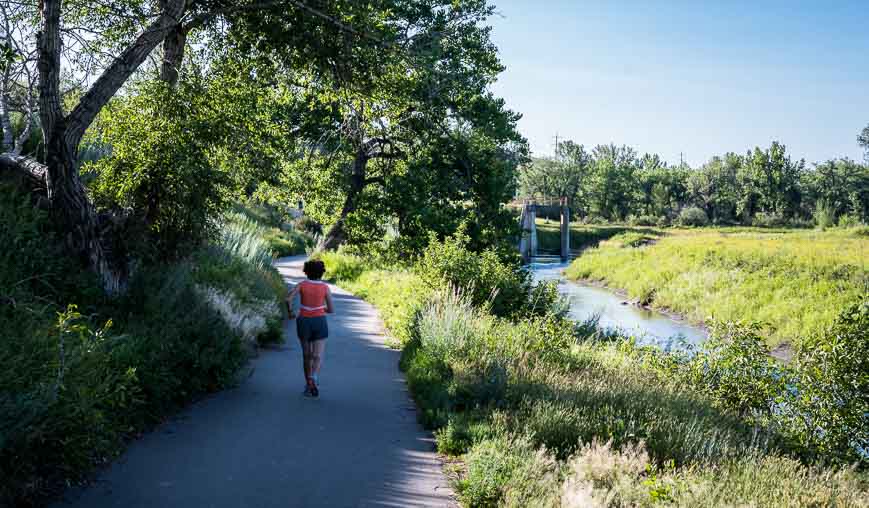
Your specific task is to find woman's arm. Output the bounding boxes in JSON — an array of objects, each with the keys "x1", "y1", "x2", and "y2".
[
  {"x1": 325, "y1": 286, "x2": 335, "y2": 314},
  {"x1": 286, "y1": 284, "x2": 300, "y2": 319}
]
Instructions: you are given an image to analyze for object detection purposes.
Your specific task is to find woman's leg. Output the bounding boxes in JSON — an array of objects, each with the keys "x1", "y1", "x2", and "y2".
[
  {"x1": 309, "y1": 339, "x2": 326, "y2": 378},
  {"x1": 299, "y1": 337, "x2": 312, "y2": 382},
  {"x1": 297, "y1": 318, "x2": 313, "y2": 384}
]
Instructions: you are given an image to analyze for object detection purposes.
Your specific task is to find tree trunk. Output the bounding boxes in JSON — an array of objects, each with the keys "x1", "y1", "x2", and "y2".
[
  {"x1": 0, "y1": 81, "x2": 12, "y2": 152},
  {"x1": 160, "y1": 24, "x2": 187, "y2": 86},
  {"x1": 24, "y1": 0, "x2": 187, "y2": 294},
  {"x1": 45, "y1": 120, "x2": 125, "y2": 293},
  {"x1": 318, "y1": 150, "x2": 369, "y2": 251}
]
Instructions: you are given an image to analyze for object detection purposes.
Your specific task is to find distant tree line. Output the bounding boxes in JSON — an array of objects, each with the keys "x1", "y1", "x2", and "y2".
[{"x1": 519, "y1": 128, "x2": 869, "y2": 227}]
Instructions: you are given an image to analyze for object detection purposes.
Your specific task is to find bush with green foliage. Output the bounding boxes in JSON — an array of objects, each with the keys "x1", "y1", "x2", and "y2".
[
  {"x1": 839, "y1": 213, "x2": 866, "y2": 228},
  {"x1": 628, "y1": 214, "x2": 658, "y2": 227},
  {"x1": 0, "y1": 184, "x2": 283, "y2": 505},
  {"x1": 234, "y1": 203, "x2": 312, "y2": 257},
  {"x1": 791, "y1": 298, "x2": 868, "y2": 461},
  {"x1": 86, "y1": 82, "x2": 232, "y2": 259},
  {"x1": 752, "y1": 211, "x2": 788, "y2": 228},
  {"x1": 676, "y1": 206, "x2": 709, "y2": 227},
  {"x1": 415, "y1": 229, "x2": 561, "y2": 319}
]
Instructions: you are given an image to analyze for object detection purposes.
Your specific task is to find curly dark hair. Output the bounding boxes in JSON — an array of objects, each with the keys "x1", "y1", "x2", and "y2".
[{"x1": 303, "y1": 260, "x2": 326, "y2": 280}]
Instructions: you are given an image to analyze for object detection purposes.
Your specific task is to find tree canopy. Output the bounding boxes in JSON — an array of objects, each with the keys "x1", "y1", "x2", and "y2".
[{"x1": 0, "y1": 0, "x2": 527, "y2": 292}]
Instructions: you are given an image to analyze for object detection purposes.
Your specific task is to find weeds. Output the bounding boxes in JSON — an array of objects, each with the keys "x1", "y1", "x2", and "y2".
[
  {"x1": 0, "y1": 187, "x2": 284, "y2": 505},
  {"x1": 324, "y1": 241, "x2": 868, "y2": 506}
]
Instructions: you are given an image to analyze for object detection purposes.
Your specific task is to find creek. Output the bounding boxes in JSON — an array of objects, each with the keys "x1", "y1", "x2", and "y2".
[{"x1": 530, "y1": 260, "x2": 707, "y2": 352}]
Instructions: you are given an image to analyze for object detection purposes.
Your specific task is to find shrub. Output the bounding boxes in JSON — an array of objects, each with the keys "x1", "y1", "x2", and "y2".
[
  {"x1": 416, "y1": 230, "x2": 560, "y2": 319},
  {"x1": 812, "y1": 199, "x2": 836, "y2": 229},
  {"x1": 293, "y1": 215, "x2": 323, "y2": 236},
  {"x1": 680, "y1": 321, "x2": 786, "y2": 419},
  {"x1": 839, "y1": 213, "x2": 865, "y2": 228},
  {"x1": 752, "y1": 211, "x2": 787, "y2": 228},
  {"x1": 582, "y1": 215, "x2": 608, "y2": 225},
  {"x1": 676, "y1": 207, "x2": 709, "y2": 227},
  {"x1": 86, "y1": 82, "x2": 231, "y2": 258},
  {"x1": 629, "y1": 214, "x2": 657, "y2": 227},
  {"x1": 316, "y1": 249, "x2": 370, "y2": 283},
  {"x1": 261, "y1": 228, "x2": 310, "y2": 257},
  {"x1": 792, "y1": 298, "x2": 869, "y2": 462},
  {"x1": 234, "y1": 203, "x2": 312, "y2": 257}
]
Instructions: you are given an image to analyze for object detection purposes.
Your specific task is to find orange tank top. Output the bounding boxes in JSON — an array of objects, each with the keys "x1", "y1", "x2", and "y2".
[{"x1": 298, "y1": 280, "x2": 328, "y2": 317}]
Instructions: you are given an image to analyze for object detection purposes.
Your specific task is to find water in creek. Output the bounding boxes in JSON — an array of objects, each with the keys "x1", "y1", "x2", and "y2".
[{"x1": 530, "y1": 260, "x2": 707, "y2": 353}]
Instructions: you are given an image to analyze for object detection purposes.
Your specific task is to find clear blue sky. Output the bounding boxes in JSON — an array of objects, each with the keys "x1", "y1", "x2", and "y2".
[{"x1": 488, "y1": 0, "x2": 869, "y2": 166}]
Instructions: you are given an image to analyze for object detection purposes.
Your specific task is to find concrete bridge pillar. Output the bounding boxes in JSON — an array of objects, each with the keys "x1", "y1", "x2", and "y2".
[
  {"x1": 519, "y1": 201, "x2": 537, "y2": 262},
  {"x1": 560, "y1": 197, "x2": 570, "y2": 261}
]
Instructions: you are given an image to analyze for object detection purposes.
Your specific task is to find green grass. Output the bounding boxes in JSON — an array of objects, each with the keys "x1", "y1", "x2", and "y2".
[
  {"x1": 564, "y1": 226, "x2": 869, "y2": 347},
  {"x1": 234, "y1": 202, "x2": 312, "y2": 257},
  {"x1": 317, "y1": 250, "x2": 429, "y2": 347},
  {"x1": 323, "y1": 250, "x2": 868, "y2": 507}
]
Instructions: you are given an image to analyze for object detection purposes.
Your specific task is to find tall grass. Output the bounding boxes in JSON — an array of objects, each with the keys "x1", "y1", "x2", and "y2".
[
  {"x1": 814, "y1": 199, "x2": 837, "y2": 229},
  {"x1": 0, "y1": 187, "x2": 287, "y2": 504},
  {"x1": 218, "y1": 212, "x2": 275, "y2": 270},
  {"x1": 194, "y1": 212, "x2": 287, "y2": 345},
  {"x1": 564, "y1": 227, "x2": 868, "y2": 347},
  {"x1": 323, "y1": 247, "x2": 868, "y2": 507}
]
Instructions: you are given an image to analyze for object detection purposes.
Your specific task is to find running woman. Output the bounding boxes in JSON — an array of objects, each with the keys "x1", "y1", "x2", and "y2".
[{"x1": 287, "y1": 260, "x2": 334, "y2": 398}]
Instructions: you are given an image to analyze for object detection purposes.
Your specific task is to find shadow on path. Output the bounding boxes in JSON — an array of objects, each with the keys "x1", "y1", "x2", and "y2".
[{"x1": 55, "y1": 255, "x2": 454, "y2": 508}]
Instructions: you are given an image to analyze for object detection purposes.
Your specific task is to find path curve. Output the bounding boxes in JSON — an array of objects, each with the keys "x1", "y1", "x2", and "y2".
[{"x1": 55, "y1": 256, "x2": 453, "y2": 508}]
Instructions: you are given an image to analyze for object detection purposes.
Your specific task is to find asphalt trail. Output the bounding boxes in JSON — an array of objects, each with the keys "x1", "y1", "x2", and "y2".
[{"x1": 55, "y1": 256, "x2": 453, "y2": 508}]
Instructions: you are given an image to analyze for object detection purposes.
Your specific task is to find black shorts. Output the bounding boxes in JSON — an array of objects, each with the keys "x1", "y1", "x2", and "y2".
[{"x1": 296, "y1": 316, "x2": 328, "y2": 341}]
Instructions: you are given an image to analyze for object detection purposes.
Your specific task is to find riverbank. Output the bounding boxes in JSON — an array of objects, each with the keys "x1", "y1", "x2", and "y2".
[
  {"x1": 530, "y1": 262, "x2": 707, "y2": 351},
  {"x1": 318, "y1": 238, "x2": 868, "y2": 507},
  {"x1": 563, "y1": 226, "x2": 868, "y2": 348}
]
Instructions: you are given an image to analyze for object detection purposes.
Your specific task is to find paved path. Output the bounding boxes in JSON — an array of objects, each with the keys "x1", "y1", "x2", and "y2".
[{"x1": 56, "y1": 256, "x2": 453, "y2": 508}]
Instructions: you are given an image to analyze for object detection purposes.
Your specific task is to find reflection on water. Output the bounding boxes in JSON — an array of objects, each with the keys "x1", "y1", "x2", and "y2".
[{"x1": 530, "y1": 260, "x2": 706, "y2": 352}]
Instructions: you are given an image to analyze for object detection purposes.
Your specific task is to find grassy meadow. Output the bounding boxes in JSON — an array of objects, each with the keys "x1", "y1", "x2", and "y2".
[
  {"x1": 318, "y1": 241, "x2": 868, "y2": 508},
  {"x1": 560, "y1": 224, "x2": 868, "y2": 347}
]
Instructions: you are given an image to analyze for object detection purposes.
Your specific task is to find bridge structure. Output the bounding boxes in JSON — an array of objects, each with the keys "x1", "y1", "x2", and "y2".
[{"x1": 518, "y1": 197, "x2": 571, "y2": 263}]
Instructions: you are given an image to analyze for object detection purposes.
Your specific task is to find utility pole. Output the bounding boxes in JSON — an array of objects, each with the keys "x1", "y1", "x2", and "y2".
[
  {"x1": 680, "y1": 152, "x2": 683, "y2": 167},
  {"x1": 554, "y1": 133, "x2": 560, "y2": 159}
]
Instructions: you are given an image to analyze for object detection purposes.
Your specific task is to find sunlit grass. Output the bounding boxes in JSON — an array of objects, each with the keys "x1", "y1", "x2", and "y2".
[
  {"x1": 564, "y1": 227, "x2": 868, "y2": 346},
  {"x1": 325, "y1": 254, "x2": 868, "y2": 507}
]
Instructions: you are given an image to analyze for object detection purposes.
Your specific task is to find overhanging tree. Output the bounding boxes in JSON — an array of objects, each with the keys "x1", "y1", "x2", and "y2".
[{"x1": 0, "y1": 0, "x2": 470, "y2": 292}]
